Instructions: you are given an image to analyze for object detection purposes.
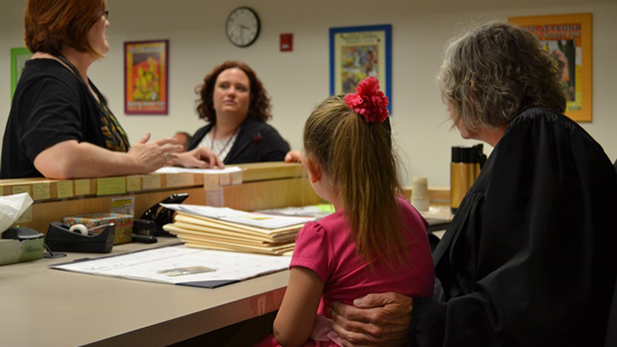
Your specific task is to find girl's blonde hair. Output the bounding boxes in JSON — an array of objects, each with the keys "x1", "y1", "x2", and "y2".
[{"x1": 304, "y1": 96, "x2": 406, "y2": 265}]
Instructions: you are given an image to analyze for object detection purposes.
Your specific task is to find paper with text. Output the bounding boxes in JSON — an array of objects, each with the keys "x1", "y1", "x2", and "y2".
[{"x1": 51, "y1": 246, "x2": 290, "y2": 286}]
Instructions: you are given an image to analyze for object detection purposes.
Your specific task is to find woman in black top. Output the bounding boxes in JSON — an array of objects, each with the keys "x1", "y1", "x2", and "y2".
[
  {"x1": 2, "y1": 0, "x2": 221, "y2": 179},
  {"x1": 189, "y1": 61, "x2": 290, "y2": 164}
]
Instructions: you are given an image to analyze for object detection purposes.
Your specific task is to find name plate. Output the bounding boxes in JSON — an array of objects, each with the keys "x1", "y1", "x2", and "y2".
[
  {"x1": 75, "y1": 179, "x2": 91, "y2": 195},
  {"x1": 32, "y1": 183, "x2": 51, "y2": 200},
  {"x1": 127, "y1": 176, "x2": 142, "y2": 192},
  {"x1": 167, "y1": 173, "x2": 194, "y2": 187},
  {"x1": 143, "y1": 175, "x2": 162, "y2": 190},
  {"x1": 97, "y1": 177, "x2": 127, "y2": 196},
  {"x1": 13, "y1": 186, "x2": 31, "y2": 196},
  {"x1": 57, "y1": 181, "x2": 74, "y2": 199}
]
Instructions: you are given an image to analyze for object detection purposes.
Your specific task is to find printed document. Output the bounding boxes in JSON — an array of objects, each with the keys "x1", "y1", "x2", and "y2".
[{"x1": 51, "y1": 246, "x2": 290, "y2": 288}]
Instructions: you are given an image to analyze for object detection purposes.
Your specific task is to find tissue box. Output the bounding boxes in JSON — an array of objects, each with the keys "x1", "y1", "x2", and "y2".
[{"x1": 63, "y1": 213, "x2": 133, "y2": 244}]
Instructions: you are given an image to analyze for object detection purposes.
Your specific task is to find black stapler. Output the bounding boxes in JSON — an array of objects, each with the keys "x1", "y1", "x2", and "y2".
[
  {"x1": 2, "y1": 226, "x2": 44, "y2": 241},
  {"x1": 140, "y1": 193, "x2": 188, "y2": 237},
  {"x1": 45, "y1": 222, "x2": 115, "y2": 253}
]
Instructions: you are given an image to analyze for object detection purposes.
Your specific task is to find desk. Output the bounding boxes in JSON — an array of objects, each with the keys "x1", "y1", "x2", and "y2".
[{"x1": 0, "y1": 238, "x2": 289, "y2": 346}]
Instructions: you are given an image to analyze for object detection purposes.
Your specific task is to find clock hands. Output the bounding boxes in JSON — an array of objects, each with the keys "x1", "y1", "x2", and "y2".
[
  {"x1": 226, "y1": 7, "x2": 260, "y2": 47},
  {"x1": 236, "y1": 25, "x2": 254, "y2": 43}
]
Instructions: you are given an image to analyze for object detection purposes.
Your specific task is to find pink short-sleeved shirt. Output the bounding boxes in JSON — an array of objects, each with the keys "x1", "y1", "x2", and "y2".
[{"x1": 290, "y1": 197, "x2": 435, "y2": 316}]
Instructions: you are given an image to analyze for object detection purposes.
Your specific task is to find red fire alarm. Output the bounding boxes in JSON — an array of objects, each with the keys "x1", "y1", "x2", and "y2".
[{"x1": 280, "y1": 33, "x2": 293, "y2": 52}]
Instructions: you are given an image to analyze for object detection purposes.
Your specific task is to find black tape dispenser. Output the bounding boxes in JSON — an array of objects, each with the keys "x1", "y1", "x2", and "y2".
[{"x1": 45, "y1": 222, "x2": 115, "y2": 253}]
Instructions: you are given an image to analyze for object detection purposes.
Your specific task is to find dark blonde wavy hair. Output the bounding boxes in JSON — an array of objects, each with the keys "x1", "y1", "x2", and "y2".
[
  {"x1": 195, "y1": 61, "x2": 271, "y2": 123},
  {"x1": 304, "y1": 96, "x2": 406, "y2": 266},
  {"x1": 438, "y1": 22, "x2": 566, "y2": 132}
]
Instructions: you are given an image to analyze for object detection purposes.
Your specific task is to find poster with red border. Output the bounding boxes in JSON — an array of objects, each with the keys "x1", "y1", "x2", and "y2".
[{"x1": 124, "y1": 40, "x2": 169, "y2": 115}]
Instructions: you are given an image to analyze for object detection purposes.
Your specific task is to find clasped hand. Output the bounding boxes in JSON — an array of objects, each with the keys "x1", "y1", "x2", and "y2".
[{"x1": 129, "y1": 133, "x2": 226, "y2": 170}]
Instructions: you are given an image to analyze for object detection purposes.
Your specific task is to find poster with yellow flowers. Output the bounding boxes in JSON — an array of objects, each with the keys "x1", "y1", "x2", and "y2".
[{"x1": 124, "y1": 40, "x2": 169, "y2": 114}]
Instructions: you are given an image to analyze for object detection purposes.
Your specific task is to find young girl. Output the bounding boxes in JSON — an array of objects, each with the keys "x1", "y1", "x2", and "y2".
[{"x1": 262, "y1": 77, "x2": 434, "y2": 347}]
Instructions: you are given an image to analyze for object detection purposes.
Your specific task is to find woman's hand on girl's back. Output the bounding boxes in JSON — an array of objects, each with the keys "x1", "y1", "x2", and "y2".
[{"x1": 328, "y1": 292, "x2": 413, "y2": 346}]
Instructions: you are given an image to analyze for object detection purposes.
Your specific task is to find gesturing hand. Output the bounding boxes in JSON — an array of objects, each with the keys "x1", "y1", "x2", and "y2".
[
  {"x1": 128, "y1": 133, "x2": 183, "y2": 173},
  {"x1": 328, "y1": 292, "x2": 413, "y2": 347}
]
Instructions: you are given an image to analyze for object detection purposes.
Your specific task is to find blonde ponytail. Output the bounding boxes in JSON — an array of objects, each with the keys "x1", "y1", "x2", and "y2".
[{"x1": 304, "y1": 96, "x2": 406, "y2": 266}]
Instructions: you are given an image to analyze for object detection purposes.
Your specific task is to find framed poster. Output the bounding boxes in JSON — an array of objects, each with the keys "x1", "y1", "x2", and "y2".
[
  {"x1": 10, "y1": 47, "x2": 32, "y2": 98},
  {"x1": 509, "y1": 13, "x2": 592, "y2": 122},
  {"x1": 330, "y1": 24, "x2": 392, "y2": 114},
  {"x1": 124, "y1": 40, "x2": 169, "y2": 115}
]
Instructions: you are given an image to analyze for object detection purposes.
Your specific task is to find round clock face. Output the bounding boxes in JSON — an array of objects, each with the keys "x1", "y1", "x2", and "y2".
[{"x1": 226, "y1": 7, "x2": 260, "y2": 47}]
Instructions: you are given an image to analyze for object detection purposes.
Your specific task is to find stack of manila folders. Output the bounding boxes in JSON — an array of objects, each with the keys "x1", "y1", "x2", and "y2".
[{"x1": 161, "y1": 204, "x2": 324, "y2": 255}]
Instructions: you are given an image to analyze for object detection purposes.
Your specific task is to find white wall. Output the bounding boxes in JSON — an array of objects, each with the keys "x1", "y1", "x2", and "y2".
[{"x1": 1, "y1": 0, "x2": 616, "y2": 186}]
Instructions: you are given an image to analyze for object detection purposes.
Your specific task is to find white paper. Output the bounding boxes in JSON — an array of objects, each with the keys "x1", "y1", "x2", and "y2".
[
  {"x1": 256, "y1": 205, "x2": 334, "y2": 220},
  {"x1": 51, "y1": 246, "x2": 291, "y2": 285},
  {"x1": 155, "y1": 166, "x2": 243, "y2": 174},
  {"x1": 0, "y1": 193, "x2": 34, "y2": 236},
  {"x1": 160, "y1": 204, "x2": 314, "y2": 230}
]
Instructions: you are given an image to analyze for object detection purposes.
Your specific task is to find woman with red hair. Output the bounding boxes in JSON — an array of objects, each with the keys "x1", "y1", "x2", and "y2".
[
  {"x1": 189, "y1": 61, "x2": 290, "y2": 164},
  {"x1": 1, "y1": 0, "x2": 221, "y2": 179}
]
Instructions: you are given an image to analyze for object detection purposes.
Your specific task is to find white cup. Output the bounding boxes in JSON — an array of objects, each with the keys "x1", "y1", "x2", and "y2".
[{"x1": 411, "y1": 176, "x2": 429, "y2": 212}]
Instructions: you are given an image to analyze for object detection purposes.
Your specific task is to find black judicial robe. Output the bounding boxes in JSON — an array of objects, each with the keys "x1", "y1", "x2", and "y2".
[{"x1": 410, "y1": 107, "x2": 617, "y2": 347}]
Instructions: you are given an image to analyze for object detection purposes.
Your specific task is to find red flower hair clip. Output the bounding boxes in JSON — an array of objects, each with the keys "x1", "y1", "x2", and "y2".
[{"x1": 343, "y1": 77, "x2": 389, "y2": 123}]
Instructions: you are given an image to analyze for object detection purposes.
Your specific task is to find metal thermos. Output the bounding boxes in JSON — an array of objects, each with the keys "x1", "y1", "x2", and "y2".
[{"x1": 450, "y1": 144, "x2": 486, "y2": 214}]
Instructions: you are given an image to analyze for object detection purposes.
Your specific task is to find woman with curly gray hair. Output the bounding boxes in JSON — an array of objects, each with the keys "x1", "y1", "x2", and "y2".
[
  {"x1": 438, "y1": 22, "x2": 566, "y2": 137},
  {"x1": 327, "y1": 22, "x2": 617, "y2": 347}
]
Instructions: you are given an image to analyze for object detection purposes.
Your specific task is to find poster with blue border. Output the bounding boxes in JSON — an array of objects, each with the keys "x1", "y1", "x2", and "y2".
[{"x1": 330, "y1": 24, "x2": 392, "y2": 114}]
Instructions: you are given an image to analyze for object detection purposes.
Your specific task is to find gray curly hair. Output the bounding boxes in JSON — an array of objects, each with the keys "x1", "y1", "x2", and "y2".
[{"x1": 438, "y1": 22, "x2": 566, "y2": 132}]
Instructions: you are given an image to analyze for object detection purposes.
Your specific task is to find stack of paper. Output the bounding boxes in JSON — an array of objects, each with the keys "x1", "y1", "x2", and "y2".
[
  {"x1": 256, "y1": 204, "x2": 335, "y2": 220},
  {"x1": 161, "y1": 204, "x2": 314, "y2": 255}
]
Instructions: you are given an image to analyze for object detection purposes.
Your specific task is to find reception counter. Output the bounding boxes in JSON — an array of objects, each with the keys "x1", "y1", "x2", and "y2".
[{"x1": 0, "y1": 162, "x2": 321, "y2": 234}]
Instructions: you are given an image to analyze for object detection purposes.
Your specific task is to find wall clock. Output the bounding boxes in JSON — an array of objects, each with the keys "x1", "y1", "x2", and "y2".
[{"x1": 226, "y1": 7, "x2": 261, "y2": 47}]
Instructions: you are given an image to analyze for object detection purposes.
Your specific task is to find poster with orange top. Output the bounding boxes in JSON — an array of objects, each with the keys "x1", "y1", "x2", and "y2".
[
  {"x1": 124, "y1": 40, "x2": 169, "y2": 114},
  {"x1": 509, "y1": 13, "x2": 592, "y2": 122}
]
